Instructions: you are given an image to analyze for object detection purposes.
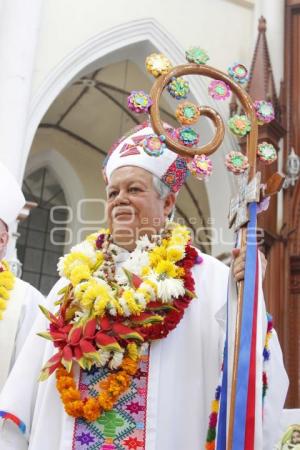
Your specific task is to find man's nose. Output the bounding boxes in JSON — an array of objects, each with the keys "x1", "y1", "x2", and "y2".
[{"x1": 114, "y1": 189, "x2": 130, "y2": 204}]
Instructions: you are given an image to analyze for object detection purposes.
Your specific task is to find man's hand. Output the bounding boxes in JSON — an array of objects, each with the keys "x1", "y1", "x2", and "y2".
[{"x1": 232, "y1": 248, "x2": 267, "y2": 282}]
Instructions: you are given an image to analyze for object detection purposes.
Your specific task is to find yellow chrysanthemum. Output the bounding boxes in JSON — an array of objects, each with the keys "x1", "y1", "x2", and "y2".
[
  {"x1": 0, "y1": 298, "x2": 7, "y2": 309},
  {"x1": 0, "y1": 286, "x2": 10, "y2": 299},
  {"x1": 149, "y1": 246, "x2": 167, "y2": 266},
  {"x1": 127, "y1": 343, "x2": 139, "y2": 361},
  {"x1": 0, "y1": 272, "x2": 15, "y2": 290},
  {"x1": 155, "y1": 260, "x2": 178, "y2": 278},
  {"x1": 63, "y1": 252, "x2": 93, "y2": 277},
  {"x1": 140, "y1": 266, "x2": 150, "y2": 277},
  {"x1": 166, "y1": 245, "x2": 185, "y2": 262},
  {"x1": 70, "y1": 264, "x2": 91, "y2": 286},
  {"x1": 122, "y1": 290, "x2": 143, "y2": 315},
  {"x1": 81, "y1": 283, "x2": 112, "y2": 315},
  {"x1": 109, "y1": 297, "x2": 124, "y2": 316},
  {"x1": 92, "y1": 252, "x2": 104, "y2": 270}
]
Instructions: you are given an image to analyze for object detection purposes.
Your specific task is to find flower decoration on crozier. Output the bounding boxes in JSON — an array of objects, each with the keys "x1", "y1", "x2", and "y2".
[
  {"x1": 127, "y1": 91, "x2": 152, "y2": 114},
  {"x1": 38, "y1": 223, "x2": 201, "y2": 422},
  {"x1": 176, "y1": 101, "x2": 201, "y2": 125},
  {"x1": 176, "y1": 126, "x2": 200, "y2": 147},
  {"x1": 208, "y1": 80, "x2": 231, "y2": 101},
  {"x1": 145, "y1": 53, "x2": 173, "y2": 78},
  {"x1": 228, "y1": 114, "x2": 251, "y2": 137},
  {"x1": 254, "y1": 100, "x2": 275, "y2": 125},
  {"x1": 228, "y1": 62, "x2": 249, "y2": 84},
  {"x1": 187, "y1": 155, "x2": 213, "y2": 181},
  {"x1": 185, "y1": 47, "x2": 209, "y2": 65},
  {"x1": 257, "y1": 142, "x2": 277, "y2": 164},
  {"x1": 142, "y1": 134, "x2": 166, "y2": 157},
  {"x1": 167, "y1": 77, "x2": 190, "y2": 100},
  {"x1": 225, "y1": 151, "x2": 249, "y2": 174}
]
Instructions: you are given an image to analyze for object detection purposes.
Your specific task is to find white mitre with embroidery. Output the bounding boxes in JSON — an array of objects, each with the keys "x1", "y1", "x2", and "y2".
[
  {"x1": 103, "y1": 121, "x2": 190, "y2": 193},
  {"x1": 0, "y1": 161, "x2": 25, "y2": 227}
]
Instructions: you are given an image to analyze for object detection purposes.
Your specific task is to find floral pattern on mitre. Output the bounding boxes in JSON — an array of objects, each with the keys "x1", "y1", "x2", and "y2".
[
  {"x1": 254, "y1": 101, "x2": 275, "y2": 124},
  {"x1": 142, "y1": 135, "x2": 166, "y2": 157},
  {"x1": 185, "y1": 47, "x2": 209, "y2": 65},
  {"x1": 145, "y1": 53, "x2": 173, "y2": 77},
  {"x1": 228, "y1": 63, "x2": 249, "y2": 84},
  {"x1": 208, "y1": 80, "x2": 231, "y2": 101},
  {"x1": 167, "y1": 77, "x2": 190, "y2": 100},
  {"x1": 176, "y1": 126, "x2": 199, "y2": 147},
  {"x1": 176, "y1": 101, "x2": 200, "y2": 125},
  {"x1": 187, "y1": 155, "x2": 213, "y2": 181},
  {"x1": 225, "y1": 151, "x2": 249, "y2": 174},
  {"x1": 228, "y1": 114, "x2": 251, "y2": 137},
  {"x1": 127, "y1": 91, "x2": 152, "y2": 114},
  {"x1": 257, "y1": 142, "x2": 277, "y2": 164}
]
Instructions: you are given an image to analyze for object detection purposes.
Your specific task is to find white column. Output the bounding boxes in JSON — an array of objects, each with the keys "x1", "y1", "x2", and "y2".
[
  {"x1": 0, "y1": 0, "x2": 44, "y2": 267},
  {"x1": 0, "y1": 0, "x2": 44, "y2": 180}
]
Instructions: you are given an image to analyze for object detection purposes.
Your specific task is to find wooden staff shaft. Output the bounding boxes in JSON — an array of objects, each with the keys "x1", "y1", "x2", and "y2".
[{"x1": 227, "y1": 121, "x2": 258, "y2": 450}]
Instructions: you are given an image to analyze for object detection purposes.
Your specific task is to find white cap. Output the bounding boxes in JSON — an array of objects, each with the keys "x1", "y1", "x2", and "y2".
[
  {"x1": 103, "y1": 122, "x2": 189, "y2": 193},
  {"x1": 0, "y1": 161, "x2": 25, "y2": 227}
]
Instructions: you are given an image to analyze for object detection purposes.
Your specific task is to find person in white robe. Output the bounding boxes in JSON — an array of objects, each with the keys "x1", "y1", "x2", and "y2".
[
  {"x1": 0, "y1": 162, "x2": 45, "y2": 391},
  {"x1": 0, "y1": 124, "x2": 288, "y2": 449}
]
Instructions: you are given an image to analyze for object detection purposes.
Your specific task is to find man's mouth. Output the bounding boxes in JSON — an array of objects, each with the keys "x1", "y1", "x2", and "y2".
[{"x1": 113, "y1": 209, "x2": 134, "y2": 220}]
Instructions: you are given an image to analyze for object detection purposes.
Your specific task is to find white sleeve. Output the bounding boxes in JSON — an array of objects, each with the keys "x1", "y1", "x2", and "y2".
[
  {"x1": 0, "y1": 278, "x2": 68, "y2": 447},
  {"x1": 263, "y1": 330, "x2": 289, "y2": 450},
  {"x1": 12, "y1": 284, "x2": 45, "y2": 366},
  {"x1": 0, "y1": 420, "x2": 28, "y2": 450}
]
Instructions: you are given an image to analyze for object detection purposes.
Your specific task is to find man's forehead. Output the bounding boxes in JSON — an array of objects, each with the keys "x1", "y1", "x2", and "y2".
[{"x1": 109, "y1": 166, "x2": 152, "y2": 185}]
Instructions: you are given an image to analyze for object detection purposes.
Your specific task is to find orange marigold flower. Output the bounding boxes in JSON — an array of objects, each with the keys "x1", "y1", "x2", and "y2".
[
  {"x1": 65, "y1": 400, "x2": 84, "y2": 417},
  {"x1": 99, "y1": 392, "x2": 115, "y2": 410},
  {"x1": 61, "y1": 387, "x2": 81, "y2": 402},
  {"x1": 122, "y1": 357, "x2": 138, "y2": 375},
  {"x1": 56, "y1": 367, "x2": 69, "y2": 378},
  {"x1": 83, "y1": 397, "x2": 101, "y2": 422},
  {"x1": 57, "y1": 376, "x2": 75, "y2": 390}
]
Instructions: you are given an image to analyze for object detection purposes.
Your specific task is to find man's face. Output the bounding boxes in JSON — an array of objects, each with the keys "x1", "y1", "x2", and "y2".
[
  {"x1": 291, "y1": 430, "x2": 300, "y2": 444},
  {"x1": 0, "y1": 219, "x2": 9, "y2": 260},
  {"x1": 106, "y1": 166, "x2": 175, "y2": 250}
]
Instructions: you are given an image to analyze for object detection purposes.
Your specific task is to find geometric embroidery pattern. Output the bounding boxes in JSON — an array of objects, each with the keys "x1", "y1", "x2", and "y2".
[
  {"x1": 161, "y1": 155, "x2": 190, "y2": 193},
  {"x1": 73, "y1": 348, "x2": 149, "y2": 450}
]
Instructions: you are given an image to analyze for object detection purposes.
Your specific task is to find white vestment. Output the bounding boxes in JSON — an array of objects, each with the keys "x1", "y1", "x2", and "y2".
[
  {"x1": 0, "y1": 278, "x2": 44, "y2": 391},
  {"x1": 0, "y1": 251, "x2": 288, "y2": 450}
]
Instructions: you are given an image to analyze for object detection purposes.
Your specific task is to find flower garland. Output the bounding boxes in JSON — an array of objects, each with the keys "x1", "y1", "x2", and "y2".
[
  {"x1": 38, "y1": 222, "x2": 200, "y2": 421},
  {"x1": 0, "y1": 260, "x2": 15, "y2": 320},
  {"x1": 205, "y1": 314, "x2": 274, "y2": 450}
]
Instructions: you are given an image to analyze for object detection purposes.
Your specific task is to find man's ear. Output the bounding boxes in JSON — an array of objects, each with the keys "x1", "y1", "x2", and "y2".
[{"x1": 163, "y1": 193, "x2": 176, "y2": 217}]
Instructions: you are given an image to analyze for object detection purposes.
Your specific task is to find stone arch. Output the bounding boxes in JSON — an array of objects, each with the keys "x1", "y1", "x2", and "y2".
[{"x1": 23, "y1": 18, "x2": 235, "y2": 254}]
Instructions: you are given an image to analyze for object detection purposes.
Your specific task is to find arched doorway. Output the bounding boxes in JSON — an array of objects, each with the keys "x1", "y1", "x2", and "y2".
[{"x1": 17, "y1": 167, "x2": 69, "y2": 294}]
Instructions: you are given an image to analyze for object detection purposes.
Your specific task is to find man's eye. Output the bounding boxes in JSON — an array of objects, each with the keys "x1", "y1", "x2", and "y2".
[
  {"x1": 108, "y1": 191, "x2": 118, "y2": 198},
  {"x1": 129, "y1": 187, "x2": 141, "y2": 193}
]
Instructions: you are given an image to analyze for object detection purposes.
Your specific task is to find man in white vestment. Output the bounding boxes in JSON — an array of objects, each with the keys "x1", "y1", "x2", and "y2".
[
  {"x1": 0, "y1": 162, "x2": 44, "y2": 392},
  {"x1": 0, "y1": 124, "x2": 288, "y2": 449}
]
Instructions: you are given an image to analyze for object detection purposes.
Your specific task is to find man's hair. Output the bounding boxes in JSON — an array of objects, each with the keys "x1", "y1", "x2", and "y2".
[
  {"x1": 152, "y1": 175, "x2": 176, "y2": 220},
  {"x1": 152, "y1": 175, "x2": 171, "y2": 199}
]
